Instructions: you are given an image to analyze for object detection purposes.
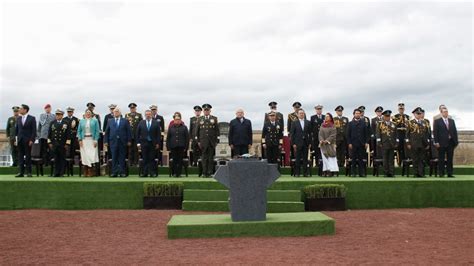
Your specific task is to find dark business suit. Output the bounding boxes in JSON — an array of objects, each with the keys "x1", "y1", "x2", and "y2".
[
  {"x1": 228, "y1": 117, "x2": 253, "y2": 157},
  {"x1": 433, "y1": 117, "x2": 458, "y2": 176},
  {"x1": 167, "y1": 123, "x2": 190, "y2": 177},
  {"x1": 290, "y1": 119, "x2": 312, "y2": 176},
  {"x1": 15, "y1": 115, "x2": 37, "y2": 175},
  {"x1": 136, "y1": 119, "x2": 161, "y2": 176},
  {"x1": 105, "y1": 117, "x2": 132, "y2": 176},
  {"x1": 347, "y1": 118, "x2": 369, "y2": 176}
]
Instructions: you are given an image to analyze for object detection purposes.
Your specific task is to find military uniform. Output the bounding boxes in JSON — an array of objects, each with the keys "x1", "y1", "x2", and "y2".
[
  {"x1": 6, "y1": 106, "x2": 20, "y2": 166},
  {"x1": 376, "y1": 110, "x2": 398, "y2": 177},
  {"x1": 264, "y1": 102, "x2": 284, "y2": 129},
  {"x1": 125, "y1": 103, "x2": 143, "y2": 166},
  {"x1": 150, "y1": 105, "x2": 165, "y2": 162},
  {"x1": 310, "y1": 105, "x2": 325, "y2": 165},
  {"x1": 392, "y1": 103, "x2": 410, "y2": 166},
  {"x1": 189, "y1": 105, "x2": 202, "y2": 166},
  {"x1": 196, "y1": 104, "x2": 220, "y2": 177},
  {"x1": 48, "y1": 109, "x2": 71, "y2": 177},
  {"x1": 63, "y1": 107, "x2": 80, "y2": 174},
  {"x1": 406, "y1": 107, "x2": 431, "y2": 177},
  {"x1": 333, "y1": 105, "x2": 349, "y2": 167},
  {"x1": 287, "y1": 102, "x2": 303, "y2": 160},
  {"x1": 261, "y1": 112, "x2": 283, "y2": 165},
  {"x1": 371, "y1": 106, "x2": 384, "y2": 162}
]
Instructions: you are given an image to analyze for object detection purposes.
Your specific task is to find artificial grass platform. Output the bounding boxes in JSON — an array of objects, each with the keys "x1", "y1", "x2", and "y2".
[
  {"x1": 182, "y1": 200, "x2": 305, "y2": 212},
  {"x1": 183, "y1": 189, "x2": 302, "y2": 202},
  {"x1": 0, "y1": 175, "x2": 474, "y2": 210},
  {"x1": 167, "y1": 212, "x2": 335, "y2": 239}
]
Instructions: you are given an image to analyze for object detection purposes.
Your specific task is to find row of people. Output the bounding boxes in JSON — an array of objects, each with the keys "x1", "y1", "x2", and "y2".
[{"x1": 8, "y1": 101, "x2": 458, "y2": 178}]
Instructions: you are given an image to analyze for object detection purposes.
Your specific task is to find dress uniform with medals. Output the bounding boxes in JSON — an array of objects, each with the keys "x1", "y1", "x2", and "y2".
[
  {"x1": 261, "y1": 111, "x2": 283, "y2": 165},
  {"x1": 189, "y1": 105, "x2": 202, "y2": 166},
  {"x1": 334, "y1": 105, "x2": 349, "y2": 167},
  {"x1": 310, "y1": 105, "x2": 325, "y2": 165},
  {"x1": 150, "y1": 105, "x2": 165, "y2": 162},
  {"x1": 48, "y1": 109, "x2": 71, "y2": 177},
  {"x1": 196, "y1": 104, "x2": 220, "y2": 177},
  {"x1": 125, "y1": 103, "x2": 143, "y2": 166},
  {"x1": 264, "y1": 102, "x2": 284, "y2": 129},
  {"x1": 392, "y1": 102, "x2": 410, "y2": 166},
  {"x1": 63, "y1": 107, "x2": 80, "y2": 173},
  {"x1": 406, "y1": 107, "x2": 431, "y2": 177},
  {"x1": 371, "y1": 106, "x2": 384, "y2": 163},
  {"x1": 103, "y1": 104, "x2": 117, "y2": 132},
  {"x1": 6, "y1": 106, "x2": 20, "y2": 166},
  {"x1": 376, "y1": 110, "x2": 398, "y2": 177}
]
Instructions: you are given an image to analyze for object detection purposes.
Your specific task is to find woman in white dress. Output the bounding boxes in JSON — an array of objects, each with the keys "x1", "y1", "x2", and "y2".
[
  {"x1": 77, "y1": 110, "x2": 100, "y2": 177},
  {"x1": 319, "y1": 113, "x2": 339, "y2": 177}
]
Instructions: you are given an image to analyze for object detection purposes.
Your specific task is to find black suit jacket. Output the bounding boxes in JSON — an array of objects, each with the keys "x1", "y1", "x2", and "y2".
[
  {"x1": 433, "y1": 118, "x2": 458, "y2": 148},
  {"x1": 136, "y1": 119, "x2": 161, "y2": 147},
  {"x1": 15, "y1": 115, "x2": 37, "y2": 142},
  {"x1": 228, "y1": 117, "x2": 253, "y2": 146},
  {"x1": 290, "y1": 119, "x2": 312, "y2": 147},
  {"x1": 347, "y1": 119, "x2": 369, "y2": 147}
]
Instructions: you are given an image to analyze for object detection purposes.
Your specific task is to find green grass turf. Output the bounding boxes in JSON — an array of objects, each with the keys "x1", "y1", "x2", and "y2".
[
  {"x1": 182, "y1": 200, "x2": 305, "y2": 212},
  {"x1": 0, "y1": 175, "x2": 473, "y2": 210},
  {"x1": 167, "y1": 212, "x2": 335, "y2": 239},
  {"x1": 183, "y1": 189, "x2": 302, "y2": 202}
]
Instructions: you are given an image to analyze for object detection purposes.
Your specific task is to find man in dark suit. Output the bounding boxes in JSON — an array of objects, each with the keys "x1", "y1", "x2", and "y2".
[
  {"x1": 136, "y1": 110, "x2": 161, "y2": 177},
  {"x1": 15, "y1": 104, "x2": 37, "y2": 177},
  {"x1": 290, "y1": 109, "x2": 312, "y2": 177},
  {"x1": 310, "y1": 104, "x2": 325, "y2": 165},
  {"x1": 433, "y1": 108, "x2": 458, "y2": 177},
  {"x1": 48, "y1": 109, "x2": 71, "y2": 177},
  {"x1": 347, "y1": 108, "x2": 369, "y2": 177},
  {"x1": 104, "y1": 107, "x2": 132, "y2": 177},
  {"x1": 228, "y1": 108, "x2": 253, "y2": 157}
]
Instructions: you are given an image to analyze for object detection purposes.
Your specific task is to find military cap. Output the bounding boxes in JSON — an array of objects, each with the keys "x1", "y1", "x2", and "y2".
[
  {"x1": 66, "y1": 107, "x2": 75, "y2": 112},
  {"x1": 412, "y1": 107, "x2": 423, "y2": 114},
  {"x1": 268, "y1": 101, "x2": 277, "y2": 107},
  {"x1": 375, "y1": 106, "x2": 383, "y2": 112},
  {"x1": 86, "y1": 102, "x2": 95, "y2": 108},
  {"x1": 382, "y1": 110, "x2": 392, "y2": 116},
  {"x1": 55, "y1": 109, "x2": 64, "y2": 115},
  {"x1": 128, "y1": 103, "x2": 137, "y2": 108},
  {"x1": 358, "y1": 106, "x2": 366, "y2": 111},
  {"x1": 44, "y1": 104, "x2": 51, "y2": 109},
  {"x1": 202, "y1": 103, "x2": 212, "y2": 110},
  {"x1": 193, "y1": 105, "x2": 203, "y2": 111},
  {"x1": 268, "y1": 111, "x2": 276, "y2": 116},
  {"x1": 149, "y1": 105, "x2": 157, "y2": 110},
  {"x1": 108, "y1": 104, "x2": 117, "y2": 109},
  {"x1": 335, "y1": 105, "x2": 344, "y2": 111},
  {"x1": 12, "y1": 106, "x2": 20, "y2": 111},
  {"x1": 398, "y1": 103, "x2": 405, "y2": 108},
  {"x1": 292, "y1": 102, "x2": 302, "y2": 108},
  {"x1": 314, "y1": 104, "x2": 323, "y2": 109},
  {"x1": 420, "y1": 108, "x2": 425, "y2": 113}
]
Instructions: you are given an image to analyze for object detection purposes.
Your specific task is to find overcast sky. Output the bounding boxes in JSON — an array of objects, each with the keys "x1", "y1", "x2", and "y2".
[{"x1": 1, "y1": 1, "x2": 472, "y2": 131}]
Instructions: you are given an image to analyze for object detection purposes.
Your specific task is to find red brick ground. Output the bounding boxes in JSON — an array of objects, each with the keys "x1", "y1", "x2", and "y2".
[{"x1": 1, "y1": 208, "x2": 473, "y2": 265}]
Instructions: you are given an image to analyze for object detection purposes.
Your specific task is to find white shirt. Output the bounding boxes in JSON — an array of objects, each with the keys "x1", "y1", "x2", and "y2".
[
  {"x1": 299, "y1": 119, "x2": 305, "y2": 129},
  {"x1": 22, "y1": 114, "x2": 28, "y2": 125}
]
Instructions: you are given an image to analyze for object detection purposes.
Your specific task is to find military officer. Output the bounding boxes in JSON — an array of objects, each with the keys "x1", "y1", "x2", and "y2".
[
  {"x1": 103, "y1": 104, "x2": 117, "y2": 132},
  {"x1": 189, "y1": 105, "x2": 202, "y2": 166},
  {"x1": 376, "y1": 110, "x2": 398, "y2": 177},
  {"x1": 48, "y1": 109, "x2": 71, "y2": 177},
  {"x1": 421, "y1": 108, "x2": 433, "y2": 163},
  {"x1": 310, "y1": 104, "x2": 325, "y2": 165},
  {"x1": 371, "y1": 106, "x2": 384, "y2": 163},
  {"x1": 287, "y1": 102, "x2": 303, "y2": 136},
  {"x1": 392, "y1": 102, "x2": 410, "y2": 166},
  {"x1": 196, "y1": 104, "x2": 220, "y2": 177},
  {"x1": 6, "y1": 106, "x2": 20, "y2": 166},
  {"x1": 262, "y1": 111, "x2": 283, "y2": 165},
  {"x1": 334, "y1": 105, "x2": 349, "y2": 167},
  {"x1": 125, "y1": 103, "x2": 143, "y2": 166},
  {"x1": 63, "y1": 107, "x2": 80, "y2": 174},
  {"x1": 86, "y1": 102, "x2": 101, "y2": 129},
  {"x1": 150, "y1": 105, "x2": 165, "y2": 162},
  {"x1": 264, "y1": 101, "x2": 284, "y2": 129},
  {"x1": 406, "y1": 107, "x2": 431, "y2": 177}
]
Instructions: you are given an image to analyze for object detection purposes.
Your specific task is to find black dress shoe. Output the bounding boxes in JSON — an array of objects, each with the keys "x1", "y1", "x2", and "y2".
[
  {"x1": 119, "y1": 174, "x2": 126, "y2": 177},
  {"x1": 448, "y1": 175, "x2": 455, "y2": 178},
  {"x1": 110, "y1": 174, "x2": 118, "y2": 178},
  {"x1": 15, "y1": 174, "x2": 24, "y2": 177}
]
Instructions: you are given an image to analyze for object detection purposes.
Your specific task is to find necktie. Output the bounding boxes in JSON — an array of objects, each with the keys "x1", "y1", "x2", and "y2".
[
  {"x1": 445, "y1": 119, "x2": 449, "y2": 129},
  {"x1": 147, "y1": 120, "x2": 151, "y2": 130},
  {"x1": 116, "y1": 118, "x2": 119, "y2": 127}
]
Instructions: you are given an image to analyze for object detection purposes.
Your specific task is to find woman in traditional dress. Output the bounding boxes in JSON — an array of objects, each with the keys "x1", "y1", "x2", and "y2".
[{"x1": 319, "y1": 113, "x2": 339, "y2": 177}]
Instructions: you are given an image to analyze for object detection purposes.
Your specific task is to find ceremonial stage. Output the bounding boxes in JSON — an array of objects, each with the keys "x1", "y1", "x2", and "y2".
[{"x1": 1, "y1": 170, "x2": 473, "y2": 211}]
